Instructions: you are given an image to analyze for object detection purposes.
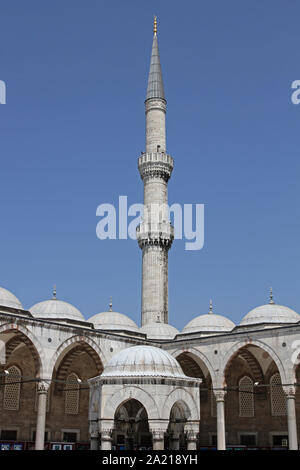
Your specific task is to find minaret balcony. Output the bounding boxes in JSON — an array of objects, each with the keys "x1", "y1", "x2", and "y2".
[
  {"x1": 138, "y1": 152, "x2": 174, "y2": 182},
  {"x1": 136, "y1": 221, "x2": 174, "y2": 249}
]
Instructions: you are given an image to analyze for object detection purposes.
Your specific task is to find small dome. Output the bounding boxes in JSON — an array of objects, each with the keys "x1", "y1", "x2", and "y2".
[
  {"x1": 89, "y1": 311, "x2": 138, "y2": 332},
  {"x1": 139, "y1": 322, "x2": 179, "y2": 340},
  {"x1": 30, "y1": 299, "x2": 84, "y2": 322},
  {"x1": 102, "y1": 345, "x2": 185, "y2": 378},
  {"x1": 240, "y1": 303, "x2": 300, "y2": 326},
  {"x1": 183, "y1": 313, "x2": 235, "y2": 334},
  {"x1": 0, "y1": 287, "x2": 23, "y2": 310}
]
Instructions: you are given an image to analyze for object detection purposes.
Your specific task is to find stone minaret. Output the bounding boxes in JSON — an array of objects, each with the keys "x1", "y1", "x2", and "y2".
[{"x1": 137, "y1": 18, "x2": 174, "y2": 326}]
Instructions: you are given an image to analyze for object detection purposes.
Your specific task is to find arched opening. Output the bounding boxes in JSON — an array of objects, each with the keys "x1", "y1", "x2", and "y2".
[
  {"x1": 224, "y1": 344, "x2": 287, "y2": 448},
  {"x1": 113, "y1": 399, "x2": 151, "y2": 450},
  {"x1": 50, "y1": 340, "x2": 103, "y2": 446},
  {"x1": 166, "y1": 401, "x2": 189, "y2": 450},
  {"x1": 175, "y1": 351, "x2": 212, "y2": 447},
  {"x1": 0, "y1": 327, "x2": 43, "y2": 445}
]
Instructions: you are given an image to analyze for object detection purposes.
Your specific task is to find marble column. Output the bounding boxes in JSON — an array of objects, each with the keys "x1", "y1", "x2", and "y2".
[
  {"x1": 215, "y1": 391, "x2": 226, "y2": 451},
  {"x1": 284, "y1": 386, "x2": 298, "y2": 450},
  {"x1": 152, "y1": 430, "x2": 165, "y2": 450},
  {"x1": 186, "y1": 431, "x2": 197, "y2": 450},
  {"x1": 101, "y1": 429, "x2": 113, "y2": 450},
  {"x1": 90, "y1": 432, "x2": 100, "y2": 450},
  {"x1": 35, "y1": 380, "x2": 50, "y2": 450}
]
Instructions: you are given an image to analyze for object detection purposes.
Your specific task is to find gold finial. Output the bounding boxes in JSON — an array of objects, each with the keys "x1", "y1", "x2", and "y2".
[
  {"x1": 52, "y1": 285, "x2": 56, "y2": 300},
  {"x1": 153, "y1": 16, "x2": 157, "y2": 35},
  {"x1": 109, "y1": 297, "x2": 112, "y2": 312},
  {"x1": 269, "y1": 287, "x2": 274, "y2": 304}
]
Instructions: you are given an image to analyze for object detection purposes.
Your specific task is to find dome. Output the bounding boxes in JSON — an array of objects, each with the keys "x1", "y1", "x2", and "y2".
[
  {"x1": 240, "y1": 303, "x2": 300, "y2": 326},
  {"x1": 0, "y1": 287, "x2": 23, "y2": 310},
  {"x1": 102, "y1": 345, "x2": 186, "y2": 378},
  {"x1": 139, "y1": 322, "x2": 179, "y2": 340},
  {"x1": 30, "y1": 299, "x2": 84, "y2": 322},
  {"x1": 183, "y1": 313, "x2": 235, "y2": 334},
  {"x1": 89, "y1": 311, "x2": 138, "y2": 332}
]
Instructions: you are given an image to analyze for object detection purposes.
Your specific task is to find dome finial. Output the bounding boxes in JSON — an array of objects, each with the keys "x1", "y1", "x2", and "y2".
[
  {"x1": 52, "y1": 285, "x2": 56, "y2": 300},
  {"x1": 209, "y1": 299, "x2": 213, "y2": 314},
  {"x1": 109, "y1": 296, "x2": 112, "y2": 312},
  {"x1": 269, "y1": 287, "x2": 274, "y2": 304},
  {"x1": 153, "y1": 15, "x2": 157, "y2": 35}
]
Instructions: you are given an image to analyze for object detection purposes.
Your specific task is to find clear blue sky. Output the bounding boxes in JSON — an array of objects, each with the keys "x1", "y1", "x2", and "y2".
[{"x1": 0, "y1": 0, "x2": 299, "y2": 329}]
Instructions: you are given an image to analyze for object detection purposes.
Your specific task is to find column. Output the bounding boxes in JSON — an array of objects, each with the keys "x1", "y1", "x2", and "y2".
[
  {"x1": 101, "y1": 429, "x2": 113, "y2": 450},
  {"x1": 35, "y1": 380, "x2": 50, "y2": 450},
  {"x1": 214, "y1": 391, "x2": 226, "y2": 451},
  {"x1": 284, "y1": 386, "x2": 298, "y2": 450},
  {"x1": 90, "y1": 432, "x2": 100, "y2": 450},
  {"x1": 152, "y1": 430, "x2": 165, "y2": 450},
  {"x1": 184, "y1": 423, "x2": 198, "y2": 451}
]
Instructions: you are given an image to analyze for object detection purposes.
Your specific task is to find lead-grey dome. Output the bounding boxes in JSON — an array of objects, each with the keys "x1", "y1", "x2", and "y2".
[
  {"x1": 183, "y1": 313, "x2": 235, "y2": 334},
  {"x1": 240, "y1": 303, "x2": 300, "y2": 326},
  {"x1": 0, "y1": 287, "x2": 23, "y2": 310},
  {"x1": 30, "y1": 299, "x2": 85, "y2": 322},
  {"x1": 139, "y1": 322, "x2": 179, "y2": 340},
  {"x1": 88, "y1": 311, "x2": 138, "y2": 332},
  {"x1": 102, "y1": 345, "x2": 185, "y2": 378}
]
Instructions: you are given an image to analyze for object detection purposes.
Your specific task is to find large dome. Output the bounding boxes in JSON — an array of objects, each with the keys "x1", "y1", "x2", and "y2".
[
  {"x1": 139, "y1": 322, "x2": 179, "y2": 340},
  {"x1": 183, "y1": 313, "x2": 235, "y2": 334},
  {"x1": 89, "y1": 311, "x2": 138, "y2": 332},
  {"x1": 30, "y1": 299, "x2": 85, "y2": 322},
  {"x1": 240, "y1": 303, "x2": 300, "y2": 326},
  {"x1": 0, "y1": 287, "x2": 23, "y2": 310},
  {"x1": 102, "y1": 345, "x2": 185, "y2": 378}
]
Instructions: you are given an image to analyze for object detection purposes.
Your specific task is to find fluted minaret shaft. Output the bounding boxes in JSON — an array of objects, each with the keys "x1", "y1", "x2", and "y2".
[{"x1": 137, "y1": 21, "x2": 174, "y2": 326}]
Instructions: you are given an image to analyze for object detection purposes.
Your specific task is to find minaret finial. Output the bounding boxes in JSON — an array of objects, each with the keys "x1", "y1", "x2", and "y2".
[
  {"x1": 52, "y1": 285, "x2": 56, "y2": 300},
  {"x1": 209, "y1": 299, "x2": 213, "y2": 314},
  {"x1": 109, "y1": 297, "x2": 112, "y2": 312},
  {"x1": 153, "y1": 16, "x2": 157, "y2": 35},
  {"x1": 269, "y1": 287, "x2": 274, "y2": 304}
]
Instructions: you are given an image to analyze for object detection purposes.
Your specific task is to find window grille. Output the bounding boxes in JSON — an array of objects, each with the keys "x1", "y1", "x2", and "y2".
[
  {"x1": 3, "y1": 366, "x2": 21, "y2": 411},
  {"x1": 65, "y1": 373, "x2": 80, "y2": 415},
  {"x1": 239, "y1": 376, "x2": 254, "y2": 417},
  {"x1": 270, "y1": 373, "x2": 287, "y2": 416}
]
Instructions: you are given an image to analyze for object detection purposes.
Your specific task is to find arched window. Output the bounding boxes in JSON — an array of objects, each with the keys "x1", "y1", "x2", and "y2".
[
  {"x1": 65, "y1": 373, "x2": 80, "y2": 415},
  {"x1": 270, "y1": 373, "x2": 287, "y2": 416},
  {"x1": 3, "y1": 365, "x2": 21, "y2": 410},
  {"x1": 239, "y1": 376, "x2": 254, "y2": 417}
]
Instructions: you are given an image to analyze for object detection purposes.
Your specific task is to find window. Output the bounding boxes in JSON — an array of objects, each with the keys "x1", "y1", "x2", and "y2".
[
  {"x1": 3, "y1": 366, "x2": 21, "y2": 411},
  {"x1": 65, "y1": 373, "x2": 80, "y2": 415},
  {"x1": 270, "y1": 373, "x2": 287, "y2": 416},
  {"x1": 239, "y1": 434, "x2": 257, "y2": 446},
  {"x1": 63, "y1": 432, "x2": 78, "y2": 442},
  {"x1": 239, "y1": 376, "x2": 254, "y2": 417},
  {"x1": 0, "y1": 430, "x2": 17, "y2": 440},
  {"x1": 272, "y1": 435, "x2": 288, "y2": 447}
]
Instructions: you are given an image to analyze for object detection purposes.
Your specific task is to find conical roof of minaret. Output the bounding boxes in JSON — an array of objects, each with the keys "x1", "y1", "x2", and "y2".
[{"x1": 146, "y1": 18, "x2": 165, "y2": 101}]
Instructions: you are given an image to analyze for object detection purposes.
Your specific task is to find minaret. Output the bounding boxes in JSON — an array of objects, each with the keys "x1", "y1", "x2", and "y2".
[{"x1": 137, "y1": 17, "x2": 174, "y2": 326}]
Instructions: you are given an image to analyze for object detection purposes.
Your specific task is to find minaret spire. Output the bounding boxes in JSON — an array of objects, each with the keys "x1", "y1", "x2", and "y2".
[
  {"x1": 137, "y1": 18, "x2": 174, "y2": 326},
  {"x1": 146, "y1": 16, "x2": 165, "y2": 102}
]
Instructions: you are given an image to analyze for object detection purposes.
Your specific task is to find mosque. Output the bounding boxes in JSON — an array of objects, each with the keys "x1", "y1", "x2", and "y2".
[{"x1": 0, "y1": 19, "x2": 300, "y2": 451}]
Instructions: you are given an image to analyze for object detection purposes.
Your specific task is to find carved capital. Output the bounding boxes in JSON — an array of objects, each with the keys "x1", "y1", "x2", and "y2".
[
  {"x1": 152, "y1": 430, "x2": 165, "y2": 441},
  {"x1": 214, "y1": 390, "x2": 227, "y2": 402},
  {"x1": 283, "y1": 385, "x2": 296, "y2": 398},
  {"x1": 37, "y1": 380, "x2": 50, "y2": 394},
  {"x1": 101, "y1": 429, "x2": 113, "y2": 441}
]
